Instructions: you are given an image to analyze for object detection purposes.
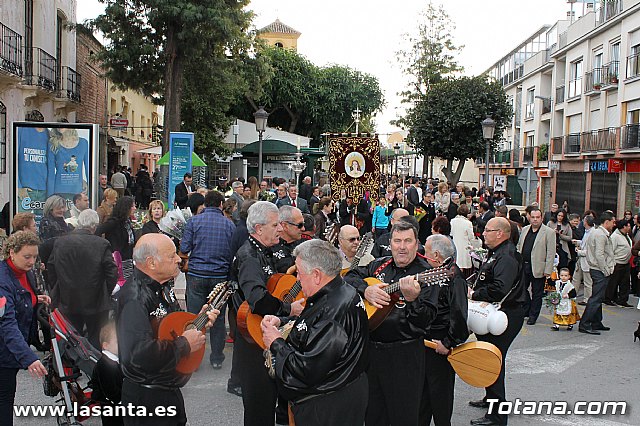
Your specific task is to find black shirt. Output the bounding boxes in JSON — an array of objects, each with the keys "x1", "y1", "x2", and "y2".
[
  {"x1": 272, "y1": 238, "x2": 304, "y2": 273},
  {"x1": 344, "y1": 255, "x2": 439, "y2": 343},
  {"x1": 521, "y1": 227, "x2": 539, "y2": 263},
  {"x1": 471, "y1": 240, "x2": 525, "y2": 308}
]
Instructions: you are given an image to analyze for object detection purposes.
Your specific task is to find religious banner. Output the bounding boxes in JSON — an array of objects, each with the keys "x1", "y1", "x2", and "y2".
[{"x1": 328, "y1": 134, "x2": 381, "y2": 202}]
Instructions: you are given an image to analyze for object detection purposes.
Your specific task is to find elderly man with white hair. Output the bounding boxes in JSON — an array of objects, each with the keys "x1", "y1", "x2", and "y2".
[{"x1": 47, "y1": 209, "x2": 119, "y2": 348}]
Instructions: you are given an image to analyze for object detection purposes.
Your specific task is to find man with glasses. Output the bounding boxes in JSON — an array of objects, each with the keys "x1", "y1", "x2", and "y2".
[
  {"x1": 272, "y1": 205, "x2": 305, "y2": 273},
  {"x1": 338, "y1": 225, "x2": 374, "y2": 270},
  {"x1": 468, "y1": 217, "x2": 525, "y2": 426},
  {"x1": 344, "y1": 220, "x2": 440, "y2": 426}
]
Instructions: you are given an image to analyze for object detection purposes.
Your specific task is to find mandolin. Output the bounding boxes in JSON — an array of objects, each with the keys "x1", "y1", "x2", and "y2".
[
  {"x1": 158, "y1": 282, "x2": 233, "y2": 374},
  {"x1": 424, "y1": 340, "x2": 502, "y2": 388},
  {"x1": 237, "y1": 274, "x2": 304, "y2": 349},
  {"x1": 340, "y1": 232, "x2": 374, "y2": 276},
  {"x1": 364, "y1": 265, "x2": 453, "y2": 330}
]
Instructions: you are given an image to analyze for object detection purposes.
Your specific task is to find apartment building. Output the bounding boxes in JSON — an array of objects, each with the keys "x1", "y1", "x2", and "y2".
[
  {"x1": 0, "y1": 0, "x2": 79, "y2": 199},
  {"x1": 481, "y1": 0, "x2": 640, "y2": 216}
]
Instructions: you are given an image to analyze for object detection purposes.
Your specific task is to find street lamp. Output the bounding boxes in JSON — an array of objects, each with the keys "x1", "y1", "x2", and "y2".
[
  {"x1": 254, "y1": 106, "x2": 269, "y2": 181},
  {"x1": 398, "y1": 161, "x2": 410, "y2": 207},
  {"x1": 481, "y1": 116, "x2": 496, "y2": 191},
  {"x1": 393, "y1": 143, "x2": 400, "y2": 176}
]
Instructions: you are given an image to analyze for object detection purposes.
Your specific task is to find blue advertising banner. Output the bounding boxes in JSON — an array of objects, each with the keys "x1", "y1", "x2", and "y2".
[{"x1": 168, "y1": 132, "x2": 194, "y2": 206}]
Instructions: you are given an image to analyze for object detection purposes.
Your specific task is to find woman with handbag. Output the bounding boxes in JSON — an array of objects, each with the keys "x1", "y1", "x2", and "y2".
[{"x1": 96, "y1": 196, "x2": 137, "y2": 280}]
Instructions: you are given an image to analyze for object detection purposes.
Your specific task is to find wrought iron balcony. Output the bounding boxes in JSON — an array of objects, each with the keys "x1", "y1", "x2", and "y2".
[
  {"x1": 601, "y1": 61, "x2": 619, "y2": 88},
  {"x1": 551, "y1": 137, "x2": 563, "y2": 155},
  {"x1": 621, "y1": 124, "x2": 640, "y2": 150},
  {"x1": 555, "y1": 85, "x2": 565, "y2": 104},
  {"x1": 523, "y1": 146, "x2": 534, "y2": 162},
  {"x1": 581, "y1": 128, "x2": 617, "y2": 152},
  {"x1": 58, "y1": 66, "x2": 81, "y2": 102},
  {"x1": 596, "y1": 0, "x2": 622, "y2": 26},
  {"x1": 565, "y1": 133, "x2": 581, "y2": 154},
  {"x1": 584, "y1": 68, "x2": 603, "y2": 94},
  {"x1": 627, "y1": 53, "x2": 640, "y2": 79},
  {"x1": 0, "y1": 21, "x2": 22, "y2": 77},
  {"x1": 24, "y1": 47, "x2": 57, "y2": 92}
]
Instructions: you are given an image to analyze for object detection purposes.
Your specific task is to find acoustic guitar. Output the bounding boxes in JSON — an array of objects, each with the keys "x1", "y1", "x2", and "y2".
[
  {"x1": 158, "y1": 282, "x2": 233, "y2": 374},
  {"x1": 364, "y1": 265, "x2": 454, "y2": 330},
  {"x1": 424, "y1": 340, "x2": 502, "y2": 388},
  {"x1": 237, "y1": 274, "x2": 304, "y2": 349},
  {"x1": 324, "y1": 222, "x2": 339, "y2": 247},
  {"x1": 340, "y1": 232, "x2": 374, "y2": 276}
]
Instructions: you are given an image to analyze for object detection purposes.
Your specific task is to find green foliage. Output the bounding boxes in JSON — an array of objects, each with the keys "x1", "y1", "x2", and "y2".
[
  {"x1": 91, "y1": 0, "x2": 258, "y2": 153},
  {"x1": 408, "y1": 76, "x2": 512, "y2": 179},
  {"x1": 394, "y1": 2, "x2": 463, "y2": 128},
  {"x1": 232, "y1": 47, "x2": 385, "y2": 143}
]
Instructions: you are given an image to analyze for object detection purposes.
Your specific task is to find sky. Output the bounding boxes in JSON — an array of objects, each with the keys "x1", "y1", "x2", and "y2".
[{"x1": 77, "y1": 0, "x2": 575, "y2": 138}]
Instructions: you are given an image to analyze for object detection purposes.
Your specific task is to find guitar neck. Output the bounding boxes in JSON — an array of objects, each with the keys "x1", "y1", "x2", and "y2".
[
  {"x1": 382, "y1": 267, "x2": 450, "y2": 295},
  {"x1": 192, "y1": 290, "x2": 232, "y2": 331},
  {"x1": 282, "y1": 281, "x2": 302, "y2": 304}
]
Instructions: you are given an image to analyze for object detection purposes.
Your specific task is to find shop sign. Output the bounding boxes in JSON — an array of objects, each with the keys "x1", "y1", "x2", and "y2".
[
  {"x1": 500, "y1": 168, "x2": 516, "y2": 176},
  {"x1": 626, "y1": 160, "x2": 640, "y2": 173},
  {"x1": 608, "y1": 159, "x2": 624, "y2": 173},
  {"x1": 548, "y1": 161, "x2": 560, "y2": 170},
  {"x1": 266, "y1": 155, "x2": 295, "y2": 161},
  {"x1": 636, "y1": 191, "x2": 640, "y2": 208},
  {"x1": 589, "y1": 160, "x2": 608, "y2": 172}
]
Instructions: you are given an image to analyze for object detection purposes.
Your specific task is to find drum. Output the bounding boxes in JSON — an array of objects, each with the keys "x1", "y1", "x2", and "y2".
[{"x1": 467, "y1": 301, "x2": 508, "y2": 335}]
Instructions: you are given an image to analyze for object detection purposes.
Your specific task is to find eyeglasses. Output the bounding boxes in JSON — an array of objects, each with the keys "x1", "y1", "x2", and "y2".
[
  {"x1": 344, "y1": 236, "x2": 360, "y2": 243},
  {"x1": 285, "y1": 221, "x2": 305, "y2": 229},
  {"x1": 484, "y1": 228, "x2": 500, "y2": 233}
]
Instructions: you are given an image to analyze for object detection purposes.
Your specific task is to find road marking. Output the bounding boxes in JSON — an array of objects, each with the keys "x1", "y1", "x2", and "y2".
[{"x1": 508, "y1": 343, "x2": 602, "y2": 375}]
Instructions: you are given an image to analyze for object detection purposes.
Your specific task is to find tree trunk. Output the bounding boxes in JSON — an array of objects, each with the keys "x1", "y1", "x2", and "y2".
[
  {"x1": 283, "y1": 104, "x2": 299, "y2": 134},
  {"x1": 441, "y1": 158, "x2": 465, "y2": 186},
  {"x1": 422, "y1": 156, "x2": 429, "y2": 177},
  {"x1": 162, "y1": 24, "x2": 184, "y2": 154}
]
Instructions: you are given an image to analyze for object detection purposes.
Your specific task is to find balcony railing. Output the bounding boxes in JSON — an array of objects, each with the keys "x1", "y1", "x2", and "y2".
[
  {"x1": 565, "y1": 133, "x2": 581, "y2": 154},
  {"x1": 621, "y1": 124, "x2": 640, "y2": 150},
  {"x1": 58, "y1": 66, "x2": 81, "y2": 102},
  {"x1": 602, "y1": 61, "x2": 619, "y2": 88},
  {"x1": 523, "y1": 146, "x2": 534, "y2": 163},
  {"x1": 24, "y1": 47, "x2": 57, "y2": 92},
  {"x1": 567, "y1": 77, "x2": 582, "y2": 98},
  {"x1": 0, "y1": 21, "x2": 22, "y2": 77},
  {"x1": 555, "y1": 85, "x2": 565, "y2": 104},
  {"x1": 581, "y1": 128, "x2": 617, "y2": 152},
  {"x1": 596, "y1": 0, "x2": 622, "y2": 26},
  {"x1": 541, "y1": 97, "x2": 552, "y2": 114},
  {"x1": 627, "y1": 53, "x2": 640, "y2": 79},
  {"x1": 551, "y1": 137, "x2": 563, "y2": 155},
  {"x1": 584, "y1": 68, "x2": 603, "y2": 93}
]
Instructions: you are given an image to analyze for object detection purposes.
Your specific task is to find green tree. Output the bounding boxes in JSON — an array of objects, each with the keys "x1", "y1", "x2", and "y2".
[
  {"x1": 91, "y1": 0, "x2": 257, "y2": 152},
  {"x1": 233, "y1": 47, "x2": 384, "y2": 143},
  {"x1": 408, "y1": 76, "x2": 513, "y2": 185}
]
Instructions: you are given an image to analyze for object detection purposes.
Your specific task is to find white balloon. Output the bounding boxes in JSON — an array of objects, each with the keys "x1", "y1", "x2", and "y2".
[{"x1": 467, "y1": 301, "x2": 508, "y2": 336}]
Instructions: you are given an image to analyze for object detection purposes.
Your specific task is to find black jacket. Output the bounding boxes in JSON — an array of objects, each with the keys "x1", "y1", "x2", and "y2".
[
  {"x1": 96, "y1": 218, "x2": 136, "y2": 260},
  {"x1": 425, "y1": 264, "x2": 469, "y2": 350},
  {"x1": 116, "y1": 269, "x2": 191, "y2": 388},
  {"x1": 39, "y1": 215, "x2": 70, "y2": 241},
  {"x1": 174, "y1": 182, "x2": 193, "y2": 209},
  {"x1": 406, "y1": 186, "x2": 419, "y2": 215},
  {"x1": 471, "y1": 240, "x2": 525, "y2": 309},
  {"x1": 344, "y1": 255, "x2": 439, "y2": 343},
  {"x1": 230, "y1": 219, "x2": 249, "y2": 258},
  {"x1": 91, "y1": 353, "x2": 123, "y2": 405},
  {"x1": 48, "y1": 229, "x2": 118, "y2": 315},
  {"x1": 272, "y1": 238, "x2": 303, "y2": 273},
  {"x1": 339, "y1": 201, "x2": 356, "y2": 226},
  {"x1": 271, "y1": 275, "x2": 369, "y2": 402},
  {"x1": 417, "y1": 201, "x2": 437, "y2": 243},
  {"x1": 138, "y1": 220, "x2": 160, "y2": 238},
  {"x1": 299, "y1": 183, "x2": 313, "y2": 203},
  {"x1": 475, "y1": 210, "x2": 495, "y2": 234},
  {"x1": 231, "y1": 237, "x2": 291, "y2": 316}
]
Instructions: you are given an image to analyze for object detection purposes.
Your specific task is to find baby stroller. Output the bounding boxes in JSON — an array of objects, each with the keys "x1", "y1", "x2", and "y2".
[{"x1": 37, "y1": 306, "x2": 101, "y2": 425}]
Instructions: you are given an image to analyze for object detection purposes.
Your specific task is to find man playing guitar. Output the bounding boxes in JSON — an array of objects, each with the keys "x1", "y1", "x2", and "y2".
[
  {"x1": 344, "y1": 220, "x2": 440, "y2": 426},
  {"x1": 230, "y1": 201, "x2": 305, "y2": 425}
]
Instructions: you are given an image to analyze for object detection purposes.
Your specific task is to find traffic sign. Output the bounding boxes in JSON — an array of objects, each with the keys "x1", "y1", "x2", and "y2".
[{"x1": 517, "y1": 167, "x2": 538, "y2": 194}]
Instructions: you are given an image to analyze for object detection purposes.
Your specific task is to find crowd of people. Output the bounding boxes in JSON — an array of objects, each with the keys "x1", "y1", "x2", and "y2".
[{"x1": 0, "y1": 166, "x2": 639, "y2": 426}]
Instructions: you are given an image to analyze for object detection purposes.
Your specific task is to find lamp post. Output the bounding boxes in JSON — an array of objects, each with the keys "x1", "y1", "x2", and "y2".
[
  {"x1": 393, "y1": 143, "x2": 400, "y2": 176},
  {"x1": 482, "y1": 116, "x2": 496, "y2": 192},
  {"x1": 254, "y1": 106, "x2": 269, "y2": 181},
  {"x1": 398, "y1": 161, "x2": 410, "y2": 208}
]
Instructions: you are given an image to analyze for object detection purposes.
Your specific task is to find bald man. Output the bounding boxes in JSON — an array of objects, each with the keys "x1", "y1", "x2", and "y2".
[
  {"x1": 467, "y1": 218, "x2": 525, "y2": 426},
  {"x1": 116, "y1": 234, "x2": 219, "y2": 425},
  {"x1": 338, "y1": 225, "x2": 374, "y2": 270}
]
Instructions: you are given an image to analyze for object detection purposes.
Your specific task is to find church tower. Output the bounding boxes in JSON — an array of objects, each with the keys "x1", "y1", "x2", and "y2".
[{"x1": 257, "y1": 19, "x2": 301, "y2": 51}]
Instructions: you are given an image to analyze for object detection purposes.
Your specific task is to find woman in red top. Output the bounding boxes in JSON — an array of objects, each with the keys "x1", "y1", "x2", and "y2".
[{"x1": 0, "y1": 231, "x2": 51, "y2": 425}]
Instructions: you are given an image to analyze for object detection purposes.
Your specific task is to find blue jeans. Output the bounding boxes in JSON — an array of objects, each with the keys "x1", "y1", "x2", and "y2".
[
  {"x1": 185, "y1": 275, "x2": 227, "y2": 365},
  {"x1": 582, "y1": 269, "x2": 608, "y2": 329}
]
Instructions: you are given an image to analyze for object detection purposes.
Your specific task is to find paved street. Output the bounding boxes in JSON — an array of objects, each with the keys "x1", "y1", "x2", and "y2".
[{"x1": 14, "y1": 293, "x2": 640, "y2": 426}]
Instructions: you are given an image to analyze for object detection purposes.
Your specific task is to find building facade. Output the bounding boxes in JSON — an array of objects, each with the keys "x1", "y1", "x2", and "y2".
[{"x1": 481, "y1": 0, "x2": 640, "y2": 216}]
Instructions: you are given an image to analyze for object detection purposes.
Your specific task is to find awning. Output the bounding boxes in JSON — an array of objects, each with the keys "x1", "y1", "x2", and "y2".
[
  {"x1": 240, "y1": 139, "x2": 297, "y2": 155},
  {"x1": 156, "y1": 151, "x2": 207, "y2": 167},
  {"x1": 110, "y1": 137, "x2": 129, "y2": 147},
  {"x1": 137, "y1": 146, "x2": 162, "y2": 155}
]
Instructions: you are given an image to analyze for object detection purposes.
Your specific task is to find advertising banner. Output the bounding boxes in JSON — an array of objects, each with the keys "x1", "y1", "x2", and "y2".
[
  {"x1": 11, "y1": 122, "x2": 99, "y2": 226},
  {"x1": 328, "y1": 134, "x2": 380, "y2": 202},
  {"x1": 168, "y1": 132, "x2": 194, "y2": 206}
]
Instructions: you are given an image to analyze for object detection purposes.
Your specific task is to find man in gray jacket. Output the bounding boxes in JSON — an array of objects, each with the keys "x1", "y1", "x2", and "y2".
[
  {"x1": 517, "y1": 207, "x2": 556, "y2": 325},
  {"x1": 580, "y1": 211, "x2": 616, "y2": 335}
]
